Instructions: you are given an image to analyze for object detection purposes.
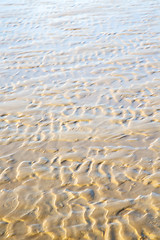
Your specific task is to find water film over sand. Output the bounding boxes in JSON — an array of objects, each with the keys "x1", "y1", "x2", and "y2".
[{"x1": 0, "y1": 0, "x2": 160, "y2": 239}]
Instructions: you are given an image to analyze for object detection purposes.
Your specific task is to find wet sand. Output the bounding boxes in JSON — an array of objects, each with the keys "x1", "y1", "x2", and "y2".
[{"x1": 0, "y1": 0, "x2": 160, "y2": 239}]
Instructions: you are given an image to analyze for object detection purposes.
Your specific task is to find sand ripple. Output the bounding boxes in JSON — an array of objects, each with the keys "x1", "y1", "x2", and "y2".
[
  {"x1": 0, "y1": 0, "x2": 160, "y2": 239},
  {"x1": 0, "y1": 78, "x2": 160, "y2": 239}
]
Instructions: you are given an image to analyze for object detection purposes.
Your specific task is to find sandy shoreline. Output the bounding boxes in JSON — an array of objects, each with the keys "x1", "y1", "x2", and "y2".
[{"x1": 0, "y1": 0, "x2": 160, "y2": 239}]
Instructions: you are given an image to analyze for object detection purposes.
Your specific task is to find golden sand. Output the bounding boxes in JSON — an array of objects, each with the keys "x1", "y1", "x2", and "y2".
[{"x1": 0, "y1": 0, "x2": 160, "y2": 239}]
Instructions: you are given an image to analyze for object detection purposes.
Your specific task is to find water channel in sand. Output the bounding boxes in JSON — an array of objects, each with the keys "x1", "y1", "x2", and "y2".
[{"x1": 0, "y1": 0, "x2": 160, "y2": 239}]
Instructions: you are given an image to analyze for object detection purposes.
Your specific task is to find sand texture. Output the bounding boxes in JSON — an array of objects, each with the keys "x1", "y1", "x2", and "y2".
[{"x1": 0, "y1": 0, "x2": 160, "y2": 239}]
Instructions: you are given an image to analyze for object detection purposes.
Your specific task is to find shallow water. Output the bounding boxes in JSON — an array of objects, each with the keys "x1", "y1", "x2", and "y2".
[{"x1": 0, "y1": 0, "x2": 160, "y2": 239}]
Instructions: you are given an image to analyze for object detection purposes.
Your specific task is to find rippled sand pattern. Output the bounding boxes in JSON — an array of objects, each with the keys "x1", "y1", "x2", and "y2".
[{"x1": 0, "y1": 0, "x2": 160, "y2": 239}]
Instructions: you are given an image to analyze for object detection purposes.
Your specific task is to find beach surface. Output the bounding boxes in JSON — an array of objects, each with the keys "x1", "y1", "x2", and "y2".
[{"x1": 0, "y1": 0, "x2": 160, "y2": 239}]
